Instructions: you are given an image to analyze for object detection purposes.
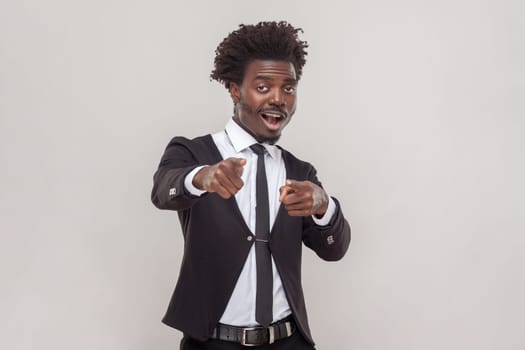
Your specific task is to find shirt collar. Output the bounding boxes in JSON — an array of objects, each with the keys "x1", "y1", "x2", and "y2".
[{"x1": 224, "y1": 118, "x2": 280, "y2": 159}]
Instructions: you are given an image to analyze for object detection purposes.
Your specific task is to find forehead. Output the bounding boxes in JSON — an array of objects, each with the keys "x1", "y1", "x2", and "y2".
[{"x1": 242, "y1": 60, "x2": 297, "y2": 82}]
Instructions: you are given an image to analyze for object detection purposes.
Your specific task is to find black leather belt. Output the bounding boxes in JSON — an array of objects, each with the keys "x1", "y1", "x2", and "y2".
[{"x1": 211, "y1": 316, "x2": 296, "y2": 346}]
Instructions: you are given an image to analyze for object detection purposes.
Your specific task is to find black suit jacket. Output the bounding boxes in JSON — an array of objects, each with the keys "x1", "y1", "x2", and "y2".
[{"x1": 151, "y1": 134, "x2": 351, "y2": 345}]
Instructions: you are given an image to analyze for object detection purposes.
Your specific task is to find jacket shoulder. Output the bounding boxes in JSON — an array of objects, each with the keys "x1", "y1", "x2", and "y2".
[
  {"x1": 165, "y1": 134, "x2": 214, "y2": 150},
  {"x1": 163, "y1": 134, "x2": 220, "y2": 164}
]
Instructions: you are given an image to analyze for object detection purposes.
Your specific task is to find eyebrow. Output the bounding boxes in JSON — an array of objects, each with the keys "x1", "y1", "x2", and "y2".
[{"x1": 254, "y1": 75, "x2": 297, "y2": 84}]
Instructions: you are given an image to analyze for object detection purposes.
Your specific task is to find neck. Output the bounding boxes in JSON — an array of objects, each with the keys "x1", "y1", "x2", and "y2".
[{"x1": 232, "y1": 117, "x2": 279, "y2": 145}]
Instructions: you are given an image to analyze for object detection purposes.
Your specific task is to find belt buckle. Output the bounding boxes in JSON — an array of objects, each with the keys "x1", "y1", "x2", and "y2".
[{"x1": 240, "y1": 327, "x2": 261, "y2": 347}]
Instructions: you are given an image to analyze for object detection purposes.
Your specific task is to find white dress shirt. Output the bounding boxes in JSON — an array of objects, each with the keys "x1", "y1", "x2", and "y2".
[{"x1": 184, "y1": 119, "x2": 336, "y2": 326}]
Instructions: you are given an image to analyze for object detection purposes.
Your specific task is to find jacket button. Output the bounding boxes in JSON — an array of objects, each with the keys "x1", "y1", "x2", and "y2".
[{"x1": 247, "y1": 236, "x2": 253, "y2": 241}]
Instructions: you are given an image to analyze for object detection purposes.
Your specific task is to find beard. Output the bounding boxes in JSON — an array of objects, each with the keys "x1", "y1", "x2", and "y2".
[
  {"x1": 233, "y1": 101, "x2": 283, "y2": 145},
  {"x1": 233, "y1": 117, "x2": 281, "y2": 144}
]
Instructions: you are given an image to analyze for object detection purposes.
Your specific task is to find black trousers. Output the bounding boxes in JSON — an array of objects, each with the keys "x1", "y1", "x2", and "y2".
[{"x1": 180, "y1": 331, "x2": 315, "y2": 350}]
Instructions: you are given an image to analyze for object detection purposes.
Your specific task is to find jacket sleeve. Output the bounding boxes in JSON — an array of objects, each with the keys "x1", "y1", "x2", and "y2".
[
  {"x1": 301, "y1": 166, "x2": 351, "y2": 261},
  {"x1": 151, "y1": 137, "x2": 207, "y2": 211}
]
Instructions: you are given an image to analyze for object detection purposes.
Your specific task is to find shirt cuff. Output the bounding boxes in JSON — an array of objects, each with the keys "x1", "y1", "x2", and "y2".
[
  {"x1": 184, "y1": 165, "x2": 208, "y2": 197},
  {"x1": 311, "y1": 196, "x2": 336, "y2": 226}
]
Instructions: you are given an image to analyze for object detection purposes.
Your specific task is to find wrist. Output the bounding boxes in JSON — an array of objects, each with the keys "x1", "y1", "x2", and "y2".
[
  {"x1": 313, "y1": 192, "x2": 329, "y2": 218},
  {"x1": 184, "y1": 166, "x2": 209, "y2": 196},
  {"x1": 312, "y1": 196, "x2": 336, "y2": 226},
  {"x1": 192, "y1": 166, "x2": 209, "y2": 191}
]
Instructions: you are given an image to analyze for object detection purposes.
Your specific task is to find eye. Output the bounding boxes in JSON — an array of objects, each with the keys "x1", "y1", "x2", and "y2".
[
  {"x1": 256, "y1": 85, "x2": 269, "y2": 93},
  {"x1": 283, "y1": 86, "x2": 296, "y2": 94}
]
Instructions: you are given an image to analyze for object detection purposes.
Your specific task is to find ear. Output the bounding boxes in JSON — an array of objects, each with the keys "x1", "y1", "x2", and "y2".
[{"x1": 229, "y1": 82, "x2": 240, "y2": 104}]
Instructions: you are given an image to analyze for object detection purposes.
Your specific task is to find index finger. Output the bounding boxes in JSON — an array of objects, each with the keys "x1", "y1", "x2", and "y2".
[
  {"x1": 280, "y1": 179, "x2": 302, "y2": 197},
  {"x1": 226, "y1": 157, "x2": 247, "y2": 166},
  {"x1": 226, "y1": 157, "x2": 247, "y2": 175},
  {"x1": 279, "y1": 184, "x2": 296, "y2": 202},
  {"x1": 284, "y1": 179, "x2": 306, "y2": 189}
]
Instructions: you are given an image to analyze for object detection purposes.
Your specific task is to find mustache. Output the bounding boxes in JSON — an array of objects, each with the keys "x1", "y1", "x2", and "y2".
[{"x1": 257, "y1": 106, "x2": 288, "y2": 117}]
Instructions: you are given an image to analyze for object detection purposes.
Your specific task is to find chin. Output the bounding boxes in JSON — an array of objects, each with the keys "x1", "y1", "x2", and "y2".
[{"x1": 256, "y1": 133, "x2": 281, "y2": 145}]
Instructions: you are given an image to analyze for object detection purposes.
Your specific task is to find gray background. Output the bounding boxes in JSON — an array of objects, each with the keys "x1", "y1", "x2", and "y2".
[{"x1": 1, "y1": 0, "x2": 524, "y2": 349}]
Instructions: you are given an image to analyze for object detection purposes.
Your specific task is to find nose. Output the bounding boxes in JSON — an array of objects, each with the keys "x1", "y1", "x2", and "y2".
[{"x1": 269, "y1": 89, "x2": 285, "y2": 107}]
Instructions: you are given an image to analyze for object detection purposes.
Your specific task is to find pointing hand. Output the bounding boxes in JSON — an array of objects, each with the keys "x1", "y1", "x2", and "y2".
[
  {"x1": 279, "y1": 179, "x2": 329, "y2": 217},
  {"x1": 193, "y1": 157, "x2": 247, "y2": 199}
]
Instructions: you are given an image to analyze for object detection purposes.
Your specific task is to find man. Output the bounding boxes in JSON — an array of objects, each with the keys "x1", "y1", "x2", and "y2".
[{"x1": 152, "y1": 21, "x2": 351, "y2": 349}]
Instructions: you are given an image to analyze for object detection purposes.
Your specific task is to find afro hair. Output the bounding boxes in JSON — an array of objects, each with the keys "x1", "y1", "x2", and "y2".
[{"x1": 210, "y1": 21, "x2": 308, "y2": 90}]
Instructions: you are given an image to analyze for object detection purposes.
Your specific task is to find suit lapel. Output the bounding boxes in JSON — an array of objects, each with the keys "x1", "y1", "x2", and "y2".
[
  {"x1": 270, "y1": 148, "x2": 301, "y2": 236},
  {"x1": 202, "y1": 135, "x2": 255, "y2": 237}
]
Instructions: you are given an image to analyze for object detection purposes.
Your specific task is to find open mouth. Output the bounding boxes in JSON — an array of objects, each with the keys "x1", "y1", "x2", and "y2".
[{"x1": 260, "y1": 111, "x2": 286, "y2": 130}]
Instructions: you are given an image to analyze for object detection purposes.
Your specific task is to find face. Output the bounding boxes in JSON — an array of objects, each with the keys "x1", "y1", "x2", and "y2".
[{"x1": 230, "y1": 60, "x2": 298, "y2": 144}]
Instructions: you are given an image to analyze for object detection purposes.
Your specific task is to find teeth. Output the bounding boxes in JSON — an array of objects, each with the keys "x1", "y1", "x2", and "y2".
[{"x1": 264, "y1": 112, "x2": 283, "y2": 119}]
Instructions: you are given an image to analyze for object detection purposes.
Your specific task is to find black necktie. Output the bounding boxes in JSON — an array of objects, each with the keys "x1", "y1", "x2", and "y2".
[{"x1": 250, "y1": 144, "x2": 273, "y2": 327}]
